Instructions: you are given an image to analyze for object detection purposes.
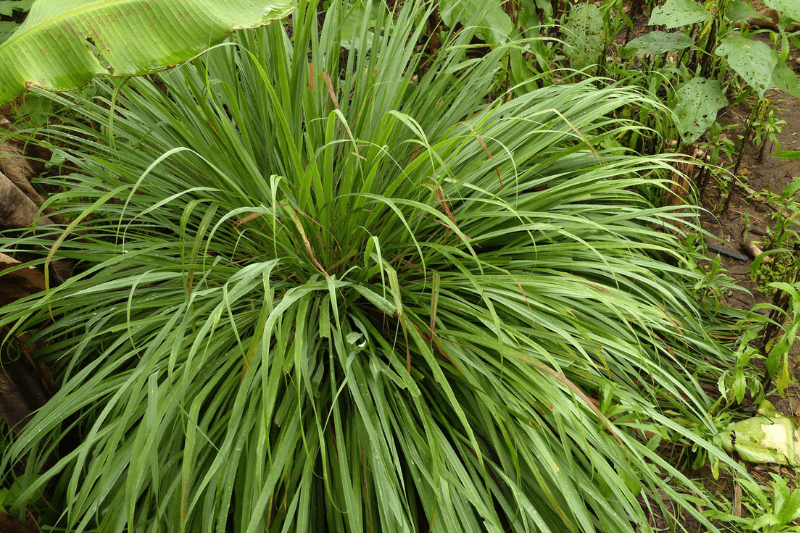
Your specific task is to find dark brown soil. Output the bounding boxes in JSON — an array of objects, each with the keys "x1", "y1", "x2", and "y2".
[
  {"x1": 683, "y1": 83, "x2": 800, "y2": 533},
  {"x1": 702, "y1": 88, "x2": 800, "y2": 312},
  {"x1": 614, "y1": 4, "x2": 800, "y2": 529}
]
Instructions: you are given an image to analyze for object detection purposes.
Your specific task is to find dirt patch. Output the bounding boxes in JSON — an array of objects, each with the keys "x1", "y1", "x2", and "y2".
[
  {"x1": 699, "y1": 89, "x2": 800, "y2": 311},
  {"x1": 685, "y1": 85, "x2": 800, "y2": 533}
]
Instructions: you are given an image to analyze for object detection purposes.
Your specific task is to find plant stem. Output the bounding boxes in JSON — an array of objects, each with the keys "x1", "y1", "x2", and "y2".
[{"x1": 723, "y1": 105, "x2": 758, "y2": 215}]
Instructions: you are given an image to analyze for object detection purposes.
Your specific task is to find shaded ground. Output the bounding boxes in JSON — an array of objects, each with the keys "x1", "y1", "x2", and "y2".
[
  {"x1": 704, "y1": 90, "x2": 800, "y2": 312},
  {"x1": 672, "y1": 86, "x2": 800, "y2": 533},
  {"x1": 612, "y1": 5, "x2": 800, "y2": 530}
]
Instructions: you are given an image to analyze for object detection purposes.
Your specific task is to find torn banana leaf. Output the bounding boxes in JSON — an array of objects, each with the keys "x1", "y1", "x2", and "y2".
[
  {"x1": 721, "y1": 400, "x2": 800, "y2": 466},
  {"x1": 0, "y1": 0, "x2": 294, "y2": 104}
]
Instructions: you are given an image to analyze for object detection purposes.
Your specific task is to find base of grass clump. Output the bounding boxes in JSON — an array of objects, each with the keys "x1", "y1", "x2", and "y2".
[{"x1": 0, "y1": 1, "x2": 748, "y2": 531}]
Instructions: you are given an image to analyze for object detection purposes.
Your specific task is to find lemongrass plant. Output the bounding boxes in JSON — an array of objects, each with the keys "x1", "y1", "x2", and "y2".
[{"x1": 1, "y1": 0, "x2": 745, "y2": 531}]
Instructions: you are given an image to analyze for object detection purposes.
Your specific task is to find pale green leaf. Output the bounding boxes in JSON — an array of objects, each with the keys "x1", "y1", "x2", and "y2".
[
  {"x1": 724, "y1": 0, "x2": 761, "y2": 23},
  {"x1": 715, "y1": 36, "x2": 779, "y2": 98},
  {"x1": 776, "y1": 352, "x2": 792, "y2": 396},
  {"x1": 766, "y1": 0, "x2": 800, "y2": 22},
  {"x1": 649, "y1": 0, "x2": 712, "y2": 29},
  {"x1": 339, "y1": 1, "x2": 381, "y2": 50},
  {"x1": 622, "y1": 31, "x2": 695, "y2": 58},
  {"x1": 772, "y1": 60, "x2": 800, "y2": 98},
  {"x1": 562, "y1": 3, "x2": 604, "y2": 70},
  {"x1": 673, "y1": 77, "x2": 728, "y2": 142},
  {"x1": 439, "y1": 0, "x2": 513, "y2": 44},
  {"x1": 0, "y1": 0, "x2": 295, "y2": 104}
]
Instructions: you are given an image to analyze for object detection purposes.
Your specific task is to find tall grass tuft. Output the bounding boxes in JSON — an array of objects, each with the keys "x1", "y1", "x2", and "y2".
[{"x1": 1, "y1": 0, "x2": 743, "y2": 531}]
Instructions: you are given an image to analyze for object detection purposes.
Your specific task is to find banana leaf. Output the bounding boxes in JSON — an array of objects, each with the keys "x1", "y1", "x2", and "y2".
[{"x1": 0, "y1": 0, "x2": 294, "y2": 104}]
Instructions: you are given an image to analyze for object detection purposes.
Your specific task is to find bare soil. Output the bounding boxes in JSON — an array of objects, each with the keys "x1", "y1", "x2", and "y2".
[
  {"x1": 667, "y1": 77, "x2": 800, "y2": 533},
  {"x1": 614, "y1": 5, "x2": 800, "y2": 530},
  {"x1": 703, "y1": 93, "x2": 800, "y2": 312}
]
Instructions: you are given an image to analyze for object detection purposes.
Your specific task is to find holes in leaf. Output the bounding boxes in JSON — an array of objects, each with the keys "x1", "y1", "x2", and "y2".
[{"x1": 84, "y1": 36, "x2": 114, "y2": 74}]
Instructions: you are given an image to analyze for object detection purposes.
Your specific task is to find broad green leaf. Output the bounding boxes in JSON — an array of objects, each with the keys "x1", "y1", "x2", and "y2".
[
  {"x1": 0, "y1": 0, "x2": 30, "y2": 44},
  {"x1": 777, "y1": 355, "x2": 792, "y2": 396},
  {"x1": 14, "y1": 93, "x2": 53, "y2": 128},
  {"x1": 621, "y1": 31, "x2": 695, "y2": 58},
  {"x1": 0, "y1": 0, "x2": 295, "y2": 104},
  {"x1": 0, "y1": 0, "x2": 32, "y2": 17},
  {"x1": 339, "y1": 1, "x2": 384, "y2": 50},
  {"x1": 771, "y1": 60, "x2": 800, "y2": 98},
  {"x1": 715, "y1": 36, "x2": 779, "y2": 98},
  {"x1": 752, "y1": 515, "x2": 780, "y2": 529},
  {"x1": 722, "y1": 402, "x2": 800, "y2": 465},
  {"x1": 533, "y1": 0, "x2": 552, "y2": 18},
  {"x1": 724, "y1": 0, "x2": 761, "y2": 23},
  {"x1": 766, "y1": 0, "x2": 800, "y2": 22},
  {"x1": 766, "y1": 335, "x2": 789, "y2": 385},
  {"x1": 439, "y1": 0, "x2": 513, "y2": 44},
  {"x1": 673, "y1": 77, "x2": 728, "y2": 142},
  {"x1": 562, "y1": 3, "x2": 604, "y2": 70},
  {"x1": 0, "y1": 20, "x2": 19, "y2": 43},
  {"x1": 649, "y1": 0, "x2": 712, "y2": 29}
]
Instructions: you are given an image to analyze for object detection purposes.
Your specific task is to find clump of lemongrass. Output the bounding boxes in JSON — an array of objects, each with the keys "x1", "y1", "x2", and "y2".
[{"x1": 0, "y1": 1, "x2": 745, "y2": 531}]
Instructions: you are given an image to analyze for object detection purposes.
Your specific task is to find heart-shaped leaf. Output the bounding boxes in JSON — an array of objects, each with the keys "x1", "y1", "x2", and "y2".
[
  {"x1": 715, "y1": 36, "x2": 778, "y2": 98},
  {"x1": 673, "y1": 77, "x2": 728, "y2": 142},
  {"x1": 622, "y1": 31, "x2": 695, "y2": 58},
  {"x1": 440, "y1": 0, "x2": 513, "y2": 44},
  {"x1": 766, "y1": 0, "x2": 800, "y2": 22},
  {"x1": 562, "y1": 3, "x2": 604, "y2": 70},
  {"x1": 771, "y1": 60, "x2": 800, "y2": 98},
  {"x1": 649, "y1": 0, "x2": 712, "y2": 29}
]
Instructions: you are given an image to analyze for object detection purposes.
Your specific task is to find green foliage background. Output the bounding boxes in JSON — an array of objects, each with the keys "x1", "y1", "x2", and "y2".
[{"x1": 4, "y1": 0, "x2": 796, "y2": 531}]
